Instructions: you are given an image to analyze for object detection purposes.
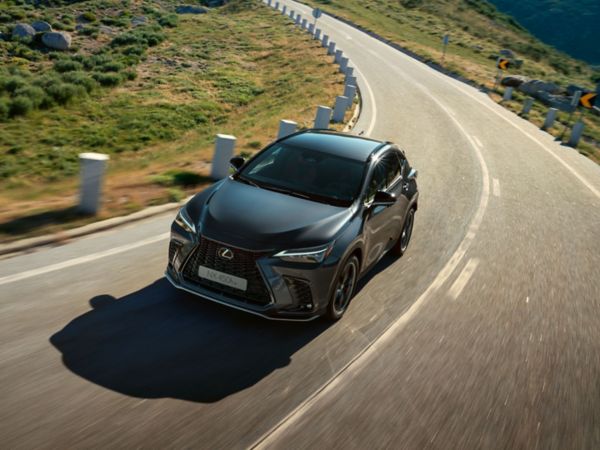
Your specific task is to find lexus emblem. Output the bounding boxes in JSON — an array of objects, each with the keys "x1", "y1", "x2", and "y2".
[{"x1": 218, "y1": 247, "x2": 234, "y2": 260}]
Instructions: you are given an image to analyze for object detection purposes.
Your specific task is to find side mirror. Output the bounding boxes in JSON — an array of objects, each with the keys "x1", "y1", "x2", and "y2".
[
  {"x1": 407, "y1": 168, "x2": 418, "y2": 180},
  {"x1": 229, "y1": 156, "x2": 245, "y2": 172},
  {"x1": 372, "y1": 190, "x2": 396, "y2": 207}
]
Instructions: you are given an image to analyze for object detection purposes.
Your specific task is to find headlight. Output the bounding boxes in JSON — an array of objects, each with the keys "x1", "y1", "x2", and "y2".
[
  {"x1": 174, "y1": 208, "x2": 196, "y2": 234},
  {"x1": 274, "y1": 243, "x2": 334, "y2": 264}
]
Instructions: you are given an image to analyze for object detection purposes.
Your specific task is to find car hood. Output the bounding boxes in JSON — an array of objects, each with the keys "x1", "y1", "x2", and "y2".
[{"x1": 190, "y1": 179, "x2": 353, "y2": 251}]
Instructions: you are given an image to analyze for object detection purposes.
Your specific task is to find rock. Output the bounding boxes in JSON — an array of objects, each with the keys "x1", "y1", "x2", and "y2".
[
  {"x1": 31, "y1": 20, "x2": 52, "y2": 32},
  {"x1": 175, "y1": 5, "x2": 207, "y2": 14},
  {"x1": 566, "y1": 84, "x2": 589, "y2": 96},
  {"x1": 42, "y1": 31, "x2": 72, "y2": 50},
  {"x1": 131, "y1": 16, "x2": 147, "y2": 26},
  {"x1": 12, "y1": 23, "x2": 36, "y2": 40},
  {"x1": 99, "y1": 25, "x2": 115, "y2": 35},
  {"x1": 499, "y1": 48, "x2": 515, "y2": 58},
  {"x1": 501, "y1": 75, "x2": 530, "y2": 88},
  {"x1": 519, "y1": 80, "x2": 563, "y2": 96},
  {"x1": 75, "y1": 23, "x2": 85, "y2": 31}
]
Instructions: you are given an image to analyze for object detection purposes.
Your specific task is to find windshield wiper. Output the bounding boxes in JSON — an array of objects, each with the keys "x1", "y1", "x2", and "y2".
[
  {"x1": 260, "y1": 184, "x2": 313, "y2": 200},
  {"x1": 235, "y1": 174, "x2": 260, "y2": 188}
]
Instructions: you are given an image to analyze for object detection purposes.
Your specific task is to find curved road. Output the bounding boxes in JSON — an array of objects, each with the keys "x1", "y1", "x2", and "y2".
[{"x1": 1, "y1": 1, "x2": 599, "y2": 448}]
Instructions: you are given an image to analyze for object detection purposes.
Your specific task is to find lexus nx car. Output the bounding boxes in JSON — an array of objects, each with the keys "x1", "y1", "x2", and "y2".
[{"x1": 166, "y1": 129, "x2": 419, "y2": 321}]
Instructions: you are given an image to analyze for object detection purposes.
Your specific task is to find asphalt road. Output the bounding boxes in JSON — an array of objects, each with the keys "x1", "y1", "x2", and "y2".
[{"x1": 2, "y1": 1, "x2": 600, "y2": 448}]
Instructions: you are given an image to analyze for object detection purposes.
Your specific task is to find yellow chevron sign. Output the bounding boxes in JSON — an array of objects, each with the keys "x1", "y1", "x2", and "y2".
[
  {"x1": 580, "y1": 92, "x2": 597, "y2": 109},
  {"x1": 497, "y1": 58, "x2": 511, "y2": 70}
]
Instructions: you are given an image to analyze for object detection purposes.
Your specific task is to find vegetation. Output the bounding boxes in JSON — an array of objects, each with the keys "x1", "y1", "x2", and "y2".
[
  {"x1": 0, "y1": 0, "x2": 346, "y2": 239},
  {"x1": 305, "y1": 0, "x2": 600, "y2": 162}
]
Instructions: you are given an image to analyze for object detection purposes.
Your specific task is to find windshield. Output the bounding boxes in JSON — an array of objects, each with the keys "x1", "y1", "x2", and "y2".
[{"x1": 236, "y1": 143, "x2": 366, "y2": 206}]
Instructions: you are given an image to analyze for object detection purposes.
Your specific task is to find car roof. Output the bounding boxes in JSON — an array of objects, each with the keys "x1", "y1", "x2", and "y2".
[{"x1": 281, "y1": 129, "x2": 386, "y2": 162}]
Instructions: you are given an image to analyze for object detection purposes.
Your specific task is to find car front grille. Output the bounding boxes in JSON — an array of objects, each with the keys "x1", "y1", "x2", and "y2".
[{"x1": 182, "y1": 236, "x2": 272, "y2": 306}]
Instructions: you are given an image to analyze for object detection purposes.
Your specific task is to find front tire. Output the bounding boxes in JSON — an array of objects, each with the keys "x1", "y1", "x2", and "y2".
[
  {"x1": 392, "y1": 207, "x2": 415, "y2": 257},
  {"x1": 326, "y1": 255, "x2": 359, "y2": 321}
]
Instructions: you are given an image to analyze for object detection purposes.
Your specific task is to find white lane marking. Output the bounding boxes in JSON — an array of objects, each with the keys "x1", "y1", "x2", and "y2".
[
  {"x1": 0, "y1": 233, "x2": 170, "y2": 286},
  {"x1": 346, "y1": 34, "x2": 353, "y2": 40},
  {"x1": 448, "y1": 258, "x2": 479, "y2": 300},
  {"x1": 251, "y1": 46, "x2": 491, "y2": 450},
  {"x1": 473, "y1": 135, "x2": 483, "y2": 149},
  {"x1": 493, "y1": 178, "x2": 501, "y2": 197},
  {"x1": 352, "y1": 65, "x2": 377, "y2": 135},
  {"x1": 445, "y1": 106, "x2": 456, "y2": 117}
]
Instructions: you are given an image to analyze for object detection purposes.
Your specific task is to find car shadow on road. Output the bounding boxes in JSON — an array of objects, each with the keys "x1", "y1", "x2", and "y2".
[{"x1": 49, "y1": 278, "x2": 329, "y2": 403}]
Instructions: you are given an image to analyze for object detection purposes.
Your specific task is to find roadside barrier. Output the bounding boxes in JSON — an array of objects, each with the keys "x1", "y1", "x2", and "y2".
[
  {"x1": 521, "y1": 97, "x2": 534, "y2": 116},
  {"x1": 339, "y1": 57, "x2": 349, "y2": 73},
  {"x1": 79, "y1": 153, "x2": 109, "y2": 215},
  {"x1": 314, "y1": 29, "x2": 321, "y2": 41},
  {"x1": 542, "y1": 108, "x2": 558, "y2": 131},
  {"x1": 322, "y1": 34, "x2": 329, "y2": 48},
  {"x1": 334, "y1": 49, "x2": 343, "y2": 64},
  {"x1": 211, "y1": 134, "x2": 236, "y2": 180},
  {"x1": 333, "y1": 96, "x2": 349, "y2": 123},
  {"x1": 344, "y1": 85, "x2": 357, "y2": 108},
  {"x1": 278, "y1": 120, "x2": 298, "y2": 139},
  {"x1": 314, "y1": 106, "x2": 332, "y2": 129},
  {"x1": 502, "y1": 87, "x2": 513, "y2": 102},
  {"x1": 568, "y1": 120, "x2": 585, "y2": 148},
  {"x1": 308, "y1": 23, "x2": 314, "y2": 34},
  {"x1": 327, "y1": 41, "x2": 336, "y2": 55}
]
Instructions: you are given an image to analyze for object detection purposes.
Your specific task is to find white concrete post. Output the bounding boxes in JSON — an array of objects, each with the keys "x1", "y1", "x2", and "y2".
[
  {"x1": 314, "y1": 28, "x2": 321, "y2": 40},
  {"x1": 267, "y1": 0, "x2": 272, "y2": 6},
  {"x1": 78, "y1": 153, "x2": 109, "y2": 215},
  {"x1": 281, "y1": 5, "x2": 286, "y2": 14},
  {"x1": 290, "y1": 10, "x2": 295, "y2": 20},
  {"x1": 345, "y1": 66, "x2": 354, "y2": 79},
  {"x1": 322, "y1": 34, "x2": 329, "y2": 48},
  {"x1": 278, "y1": 120, "x2": 297, "y2": 139},
  {"x1": 521, "y1": 97, "x2": 534, "y2": 115},
  {"x1": 339, "y1": 57, "x2": 349, "y2": 73},
  {"x1": 314, "y1": 105, "x2": 332, "y2": 129},
  {"x1": 568, "y1": 120, "x2": 585, "y2": 148},
  {"x1": 334, "y1": 49, "x2": 343, "y2": 63},
  {"x1": 343, "y1": 84, "x2": 357, "y2": 108},
  {"x1": 211, "y1": 134, "x2": 236, "y2": 180},
  {"x1": 327, "y1": 41, "x2": 336, "y2": 55},
  {"x1": 308, "y1": 23, "x2": 314, "y2": 34},
  {"x1": 345, "y1": 75, "x2": 357, "y2": 87},
  {"x1": 502, "y1": 87, "x2": 513, "y2": 101},
  {"x1": 542, "y1": 108, "x2": 558, "y2": 130},
  {"x1": 302, "y1": 18, "x2": 307, "y2": 29},
  {"x1": 274, "y1": 1, "x2": 279, "y2": 10},
  {"x1": 333, "y1": 96, "x2": 349, "y2": 123},
  {"x1": 295, "y1": 15, "x2": 301, "y2": 25}
]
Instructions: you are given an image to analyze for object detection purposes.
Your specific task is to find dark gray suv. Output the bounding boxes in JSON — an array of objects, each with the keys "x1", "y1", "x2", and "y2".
[{"x1": 166, "y1": 130, "x2": 418, "y2": 321}]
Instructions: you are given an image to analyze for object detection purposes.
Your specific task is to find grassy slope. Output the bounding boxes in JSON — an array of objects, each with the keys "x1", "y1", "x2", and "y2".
[
  {"x1": 0, "y1": 0, "x2": 347, "y2": 239},
  {"x1": 304, "y1": 0, "x2": 600, "y2": 162}
]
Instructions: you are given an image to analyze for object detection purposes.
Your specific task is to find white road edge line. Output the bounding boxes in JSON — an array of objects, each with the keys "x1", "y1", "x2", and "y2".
[
  {"x1": 448, "y1": 258, "x2": 480, "y2": 300},
  {"x1": 493, "y1": 178, "x2": 501, "y2": 197},
  {"x1": 0, "y1": 232, "x2": 170, "y2": 286},
  {"x1": 251, "y1": 42, "x2": 491, "y2": 450},
  {"x1": 473, "y1": 135, "x2": 483, "y2": 149}
]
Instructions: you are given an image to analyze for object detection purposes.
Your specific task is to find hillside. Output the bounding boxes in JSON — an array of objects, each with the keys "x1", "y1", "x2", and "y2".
[
  {"x1": 488, "y1": 0, "x2": 600, "y2": 65},
  {"x1": 305, "y1": 0, "x2": 600, "y2": 162},
  {"x1": 0, "y1": 0, "x2": 346, "y2": 238}
]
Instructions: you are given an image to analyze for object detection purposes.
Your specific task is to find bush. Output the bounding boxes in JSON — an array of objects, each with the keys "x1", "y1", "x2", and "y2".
[
  {"x1": 9, "y1": 95, "x2": 32, "y2": 116},
  {"x1": 123, "y1": 70, "x2": 137, "y2": 81},
  {"x1": 100, "y1": 61, "x2": 124, "y2": 72},
  {"x1": 14, "y1": 85, "x2": 46, "y2": 107},
  {"x1": 0, "y1": 98, "x2": 9, "y2": 121},
  {"x1": 92, "y1": 71, "x2": 122, "y2": 86},
  {"x1": 2, "y1": 75, "x2": 27, "y2": 93},
  {"x1": 62, "y1": 71, "x2": 98, "y2": 93},
  {"x1": 158, "y1": 14, "x2": 178, "y2": 28},
  {"x1": 54, "y1": 59, "x2": 84, "y2": 73},
  {"x1": 81, "y1": 12, "x2": 97, "y2": 22},
  {"x1": 46, "y1": 82, "x2": 86, "y2": 105}
]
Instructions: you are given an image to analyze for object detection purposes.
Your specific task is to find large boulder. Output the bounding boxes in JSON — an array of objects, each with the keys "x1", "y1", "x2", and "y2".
[
  {"x1": 175, "y1": 5, "x2": 207, "y2": 14},
  {"x1": 12, "y1": 23, "x2": 36, "y2": 40},
  {"x1": 131, "y1": 16, "x2": 147, "y2": 26},
  {"x1": 499, "y1": 49, "x2": 515, "y2": 58},
  {"x1": 501, "y1": 75, "x2": 529, "y2": 88},
  {"x1": 42, "y1": 31, "x2": 72, "y2": 50},
  {"x1": 519, "y1": 79, "x2": 563, "y2": 96},
  {"x1": 31, "y1": 20, "x2": 52, "y2": 32}
]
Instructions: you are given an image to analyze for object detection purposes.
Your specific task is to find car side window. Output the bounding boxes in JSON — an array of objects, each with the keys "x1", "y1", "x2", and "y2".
[{"x1": 365, "y1": 161, "x2": 387, "y2": 203}]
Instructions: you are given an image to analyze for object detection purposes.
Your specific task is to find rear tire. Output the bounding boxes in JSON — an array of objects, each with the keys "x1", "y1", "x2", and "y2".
[
  {"x1": 326, "y1": 255, "x2": 359, "y2": 321},
  {"x1": 392, "y1": 207, "x2": 415, "y2": 257}
]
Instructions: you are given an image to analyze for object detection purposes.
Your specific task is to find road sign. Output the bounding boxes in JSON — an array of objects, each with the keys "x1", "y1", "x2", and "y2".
[
  {"x1": 579, "y1": 92, "x2": 597, "y2": 109},
  {"x1": 497, "y1": 58, "x2": 511, "y2": 70},
  {"x1": 312, "y1": 8, "x2": 322, "y2": 19}
]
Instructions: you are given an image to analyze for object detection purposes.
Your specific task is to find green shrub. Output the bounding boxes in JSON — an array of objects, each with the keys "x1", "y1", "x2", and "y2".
[
  {"x1": 152, "y1": 170, "x2": 208, "y2": 187},
  {"x1": 92, "y1": 71, "x2": 122, "y2": 86},
  {"x1": 100, "y1": 61, "x2": 124, "y2": 72},
  {"x1": 62, "y1": 71, "x2": 98, "y2": 93},
  {"x1": 0, "y1": 98, "x2": 9, "y2": 121},
  {"x1": 123, "y1": 70, "x2": 137, "y2": 81},
  {"x1": 9, "y1": 95, "x2": 32, "y2": 116},
  {"x1": 81, "y1": 11, "x2": 97, "y2": 22},
  {"x1": 2, "y1": 75, "x2": 27, "y2": 94},
  {"x1": 54, "y1": 59, "x2": 84, "y2": 73},
  {"x1": 46, "y1": 82, "x2": 86, "y2": 105},
  {"x1": 158, "y1": 14, "x2": 178, "y2": 28},
  {"x1": 14, "y1": 85, "x2": 46, "y2": 107}
]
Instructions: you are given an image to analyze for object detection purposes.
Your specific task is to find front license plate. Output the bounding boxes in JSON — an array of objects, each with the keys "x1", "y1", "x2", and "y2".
[{"x1": 197, "y1": 266, "x2": 247, "y2": 291}]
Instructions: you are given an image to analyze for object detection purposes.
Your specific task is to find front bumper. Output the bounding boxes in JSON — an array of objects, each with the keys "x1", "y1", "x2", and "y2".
[{"x1": 166, "y1": 229, "x2": 339, "y2": 321}]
